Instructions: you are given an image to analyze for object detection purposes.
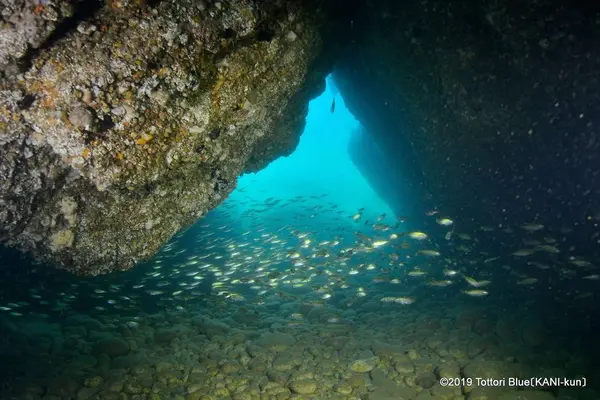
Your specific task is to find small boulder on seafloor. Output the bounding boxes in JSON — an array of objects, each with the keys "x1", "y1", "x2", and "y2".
[
  {"x1": 153, "y1": 326, "x2": 186, "y2": 344},
  {"x1": 349, "y1": 356, "x2": 380, "y2": 373},
  {"x1": 191, "y1": 315, "x2": 231, "y2": 337},
  {"x1": 415, "y1": 371, "x2": 437, "y2": 389},
  {"x1": 92, "y1": 336, "x2": 130, "y2": 357},
  {"x1": 232, "y1": 307, "x2": 260, "y2": 325},
  {"x1": 255, "y1": 331, "x2": 296, "y2": 352},
  {"x1": 288, "y1": 379, "x2": 318, "y2": 395}
]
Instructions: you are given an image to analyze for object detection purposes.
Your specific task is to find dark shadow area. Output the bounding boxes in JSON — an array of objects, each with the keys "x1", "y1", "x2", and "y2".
[{"x1": 348, "y1": 125, "x2": 425, "y2": 217}]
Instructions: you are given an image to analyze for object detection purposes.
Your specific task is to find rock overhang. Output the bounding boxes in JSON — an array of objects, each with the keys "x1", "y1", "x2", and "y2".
[{"x1": 1, "y1": 0, "x2": 338, "y2": 275}]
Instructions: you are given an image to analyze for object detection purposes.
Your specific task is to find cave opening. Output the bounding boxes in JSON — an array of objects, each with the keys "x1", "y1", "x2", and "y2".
[{"x1": 223, "y1": 74, "x2": 400, "y2": 230}]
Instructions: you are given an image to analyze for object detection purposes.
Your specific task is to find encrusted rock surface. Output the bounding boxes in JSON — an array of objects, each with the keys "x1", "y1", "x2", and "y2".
[
  {"x1": 0, "y1": 0, "x2": 331, "y2": 274},
  {"x1": 0, "y1": 0, "x2": 76, "y2": 69}
]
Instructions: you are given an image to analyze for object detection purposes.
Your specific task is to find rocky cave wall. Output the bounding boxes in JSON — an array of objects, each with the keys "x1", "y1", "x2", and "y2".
[
  {"x1": 347, "y1": 125, "x2": 425, "y2": 218},
  {"x1": 0, "y1": 0, "x2": 338, "y2": 275},
  {"x1": 334, "y1": 0, "x2": 600, "y2": 237}
]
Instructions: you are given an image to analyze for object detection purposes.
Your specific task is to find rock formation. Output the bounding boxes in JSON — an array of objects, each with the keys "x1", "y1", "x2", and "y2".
[
  {"x1": 1, "y1": 0, "x2": 333, "y2": 274},
  {"x1": 335, "y1": 0, "x2": 600, "y2": 233}
]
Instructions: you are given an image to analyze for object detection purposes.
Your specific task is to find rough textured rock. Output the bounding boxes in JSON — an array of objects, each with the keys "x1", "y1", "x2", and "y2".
[
  {"x1": 0, "y1": 0, "x2": 76, "y2": 70},
  {"x1": 288, "y1": 379, "x2": 318, "y2": 395},
  {"x1": 349, "y1": 355, "x2": 379, "y2": 373},
  {"x1": 191, "y1": 314, "x2": 230, "y2": 337},
  {"x1": 92, "y1": 336, "x2": 129, "y2": 358},
  {"x1": 0, "y1": 0, "x2": 332, "y2": 274},
  {"x1": 255, "y1": 331, "x2": 295, "y2": 352}
]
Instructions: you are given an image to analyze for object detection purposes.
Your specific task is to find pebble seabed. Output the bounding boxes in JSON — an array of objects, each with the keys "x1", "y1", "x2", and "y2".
[{"x1": 0, "y1": 295, "x2": 597, "y2": 400}]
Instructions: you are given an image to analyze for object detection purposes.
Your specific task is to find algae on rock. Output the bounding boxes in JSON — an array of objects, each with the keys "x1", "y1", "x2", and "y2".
[{"x1": 0, "y1": 0, "x2": 332, "y2": 275}]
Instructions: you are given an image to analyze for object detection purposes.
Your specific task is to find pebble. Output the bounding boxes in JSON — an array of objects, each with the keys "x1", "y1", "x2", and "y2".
[
  {"x1": 0, "y1": 282, "x2": 594, "y2": 400},
  {"x1": 68, "y1": 107, "x2": 94, "y2": 129},
  {"x1": 285, "y1": 31, "x2": 297, "y2": 42},
  {"x1": 349, "y1": 356, "x2": 379, "y2": 373},
  {"x1": 288, "y1": 379, "x2": 318, "y2": 395}
]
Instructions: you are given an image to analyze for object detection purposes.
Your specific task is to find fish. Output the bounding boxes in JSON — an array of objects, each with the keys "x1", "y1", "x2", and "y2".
[
  {"x1": 436, "y1": 218, "x2": 454, "y2": 226},
  {"x1": 535, "y1": 244, "x2": 560, "y2": 254},
  {"x1": 380, "y1": 296, "x2": 415, "y2": 304},
  {"x1": 464, "y1": 276, "x2": 491, "y2": 288},
  {"x1": 463, "y1": 290, "x2": 489, "y2": 297},
  {"x1": 408, "y1": 231, "x2": 428, "y2": 240},
  {"x1": 330, "y1": 97, "x2": 336, "y2": 113},
  {"x1": 517, "y1": 278, "x2": 538, "y2": 285},
  {"x1": 394, "y1": 297, "x2": 416, "y2": 305},
  {"x1": 0, "y1": 182, "x2": 592, "y2": 365},
  {"x1": 372, "y1": 223, "x2": 391, "y2": 231},
  {"x1": 570, "y1": 259, "x2": 593, "y2": 267},
  {"x1": 372, "y1": 240, "x2": 389, "y2": 248},
  {"x1": 428, "y1": 280, "x2": 453, "y2": 287},
  {"x1": 417, "y1": 249, "x2": 441, "y2": 257},
  {"x1": 512, "y1": 248, "x2": 537, "y2": 257},
  {"x1": 522, "y1": 223, "x2": 544, "y2": 232},
  {"x1": 528, "y1": 261, "x2": 550, "y2": 270}
]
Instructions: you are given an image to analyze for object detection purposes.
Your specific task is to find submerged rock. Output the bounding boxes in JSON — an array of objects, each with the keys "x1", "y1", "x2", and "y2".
[
  {"x1": 415, "y1": 371, "x2": 437, "y2": 389},
  {"x1": 288, "y1": 379, "x2": 318, "y2": 395},
  {"x1": 255, "y1": 331, "x2": 296, "y2": 352},
  {"x1": 92, "y1": 336, "x2": 129, "y2": 357},
  {"x1": 0, "y1": 0, "x2": 333, "y2": 275},
  {"x1": 153, "y1": 326, "x2": 186, "y2": 344},
  {"x1": 0, "y1": 0, "x2": 75, "y2": 69},
  {"x1": 191, "y1": 314, "x2": 230, "y2": 337},
  {"x1": 349, "y1": 356, "x2": 379, "y2": 373}
]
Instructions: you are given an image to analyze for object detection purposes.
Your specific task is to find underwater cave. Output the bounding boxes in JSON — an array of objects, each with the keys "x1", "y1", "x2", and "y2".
[{"x1": 1, "y1": 0, "x2": 600, "y2": 398}]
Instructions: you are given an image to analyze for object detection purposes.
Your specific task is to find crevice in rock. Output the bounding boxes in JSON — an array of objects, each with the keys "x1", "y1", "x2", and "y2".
[
  {"x1": 144, "y1": 0, "x2": 162, "y2": 8},
  {"x1": 255, "y1": 28, "x2": 275, "y2": 42},
  {"x1": 17, "y1": 0, "x2": 105, "y2": 73},
  {"x1": 16, "y1": 94, "x2": 35, "y2": 110},
  {"x1": 96, "y1": 115, "x2": 115, "y2": 134}
]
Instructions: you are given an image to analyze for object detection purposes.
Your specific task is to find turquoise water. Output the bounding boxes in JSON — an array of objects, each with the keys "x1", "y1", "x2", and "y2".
[{"x1": 232, "y1": 76, "x2": 400, "y2": 229}]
